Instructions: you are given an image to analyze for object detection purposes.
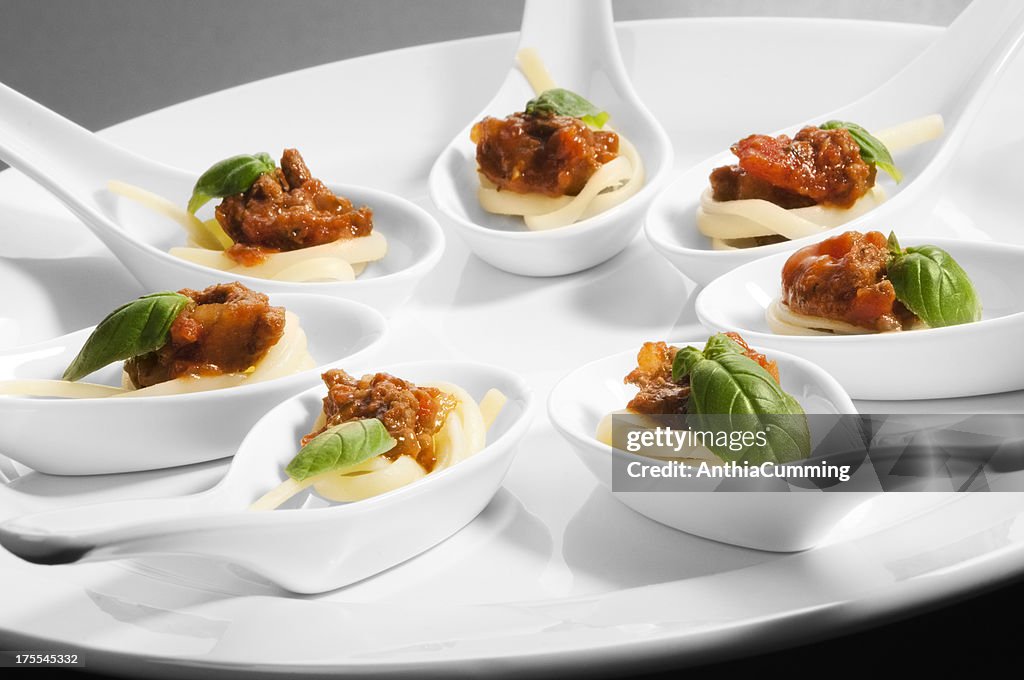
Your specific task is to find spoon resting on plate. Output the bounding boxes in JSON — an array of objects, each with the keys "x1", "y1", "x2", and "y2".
[
  {"x1": 429, "y1": 0, "x2": 673, "y2": 277},
  {"x1": 694, "y1": 235, "x2": 1024, "y2": 400},
  {"x1": 0, "y1": 291, "x2": 387, "y2": 475},
  {"x1": 0, "y1": 84, "x2": 444, "y2": 315},
  {"x1": 645, "y1": 0, "x2": 1024, "y2": 285},
  {"x1": 0, "y1": 361, "x2": 534, "y2": 594}
]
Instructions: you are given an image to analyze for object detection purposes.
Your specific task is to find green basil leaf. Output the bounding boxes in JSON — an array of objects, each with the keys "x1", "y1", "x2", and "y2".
[
  {"x1": 187, "y1": 152, "x2": 276, "y2": 214},
  {"x1": 686, "y1": 349, "x2": 810, "y2": 464},
  {"x1": 580, "y1": 112, "x2": 610, "y2": 129},
  {"x1": 887, "y1": 235, "x2": 982, "y2": 328},
  {"x1": 700, "y1": 333, "x2": 747, "y2": 361},
  {"x1": 286, "y1": 418, "x2": 397, "y2": 482},
  {"x1": 820, "y1": 120, "x2": 902, "y2": 183},
  {"x1": 62, "y1": 292, "x2": 191, "y2": 382},
  {"x1": 671, "y1": 345, "x2": 704, "y2": 383},
  {"x1": 886, "y1": 230, "x2": 903, "y2": 259},
  {"x1": 673, "y1": 333, "x2": 746, "y2": 382},
  {"x1": 524, "y1": 88, "x2": 609, "y2": 129}
]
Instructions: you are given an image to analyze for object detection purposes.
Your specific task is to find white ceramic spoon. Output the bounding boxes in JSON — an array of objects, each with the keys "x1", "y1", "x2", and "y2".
[
  {"x1": 0, "y1": 360, "x2": 534, "y2": 594},
  {"x1": 694, "y1": 237, "x2": 1024, "y2": 400},
  {"x1": 428, "y1": 0, "x2": 673, "y2": 277},
  {"x1": 645, "y1": 0, "x2": 1024, "y2": 286},
  {"x1": 548, "y1": 343, "x2": 871, "y2": 552},
  {"x1": 0, "y1": 83, "x2": 445, "y2": 316},
  {"x1": 0, "y1": 294, "x2": 387, "y2": 475}
]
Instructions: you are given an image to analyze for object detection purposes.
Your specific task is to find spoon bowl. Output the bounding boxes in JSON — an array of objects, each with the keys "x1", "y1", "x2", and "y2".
[
  {"x1": 0, "y1": 294, "x2": 387, "y2": 475},
  {"x1": 0, "y1": 360, "x2": 534, "y2": 594},
  {"x1": 0, "y1": 83, "x2": 445, "y2": 316},
  {"x1": 548, "y1": 343, "x2": 867, "y2": 552},
  {"x1": 645, "y1": 0, "x2": 1024, "y2": 286},
  {"x1": 695, "y1": 237, "x2": 1024, "y2": 400},
  {"x1": 428, "y1": 0, "x2": 673, "y2": 277}
]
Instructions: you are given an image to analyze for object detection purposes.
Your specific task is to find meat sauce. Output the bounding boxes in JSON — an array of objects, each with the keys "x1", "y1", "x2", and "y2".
[
  {"x1": 304, "y1": 370, "x2": 458, "y2": 472},
  {"x1": 710, "y1": 126, "x2": 876, "y2": 209},
  {"x1": 781, "y1": 230, "x2": 918, "y2": 332},
  {"x1": 215, "y1": 149, "x2": 373, "y2": 266},
  {"x1": 624, "y1": 334, "x2": 779, "y2": 415},
  {"x1": 471, "y1": 112, "x2": 619, "y2": 197},
  {"x1": 125, "y1": 282, "x2": 286, "y2": 388}
]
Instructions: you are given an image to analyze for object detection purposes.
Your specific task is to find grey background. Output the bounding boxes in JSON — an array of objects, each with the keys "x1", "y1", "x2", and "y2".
[{"x1": 0, "y1": 0, "x2": 969, "y2": 132}]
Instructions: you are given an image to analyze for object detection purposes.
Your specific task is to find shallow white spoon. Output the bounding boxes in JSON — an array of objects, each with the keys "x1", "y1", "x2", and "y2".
[
  {"x1": 694, "y1": 237, "x2": 1024, "y2": 400},
  {"x1": 0, "y1": 83, "x2": 444, "y2": 316},
  {"x1": 0, "y1": 294, "x2": 386, "y2": 475},
  {"x1": 646, "y1": 0, "x2": 1024, "y2": 285},
  {"x1": 428, "y1": 0, "x2": 674, "y2": 277},
  {"x1": 0, "y1": 361, "x2": 534, "y2": 594}
]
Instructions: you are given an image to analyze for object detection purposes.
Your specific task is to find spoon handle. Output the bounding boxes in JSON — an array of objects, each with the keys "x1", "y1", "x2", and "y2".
[
  {"x1": 0, "y1": 82, "x2": 152, "y2": 188},
  {"x1": 837, "y1": 0, "x2": 1024, "y2": 127},
  {"x1": 517, "y1": 0, "x2": 630, "y2": 96},
  {"x1": 518, "y1": 0, "x2": 614, "y2": 54},
  {"x1": 0, "y1": 81, "x2": 181, "y2": 262},
  {"x1": 0, "y1": 490, "x2": 229, "y2": 565}
]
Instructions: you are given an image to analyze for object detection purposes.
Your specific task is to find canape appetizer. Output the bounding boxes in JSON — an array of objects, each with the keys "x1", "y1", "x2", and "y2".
[
  {"x1": 471, "y1": 49, "x2": 644, "y2": 230},
  {"x1": 252, "y1": 369, "x2": 508, "y2": 509},
  {"x1": 598, "y1": 333, "x2": 809, "y2": 465},
  {"x1": 110, "y1": 149, "x2": 386, "y2": 282},
  {"x1": 0, "y1": 282, "x2": 314, "y2": 398},
  {"x1": 698, "y1": 116, "x2": 943, "y2": 248},
  {"x1": 767, "y1": 230, "x2": 981, "y2": 334}
]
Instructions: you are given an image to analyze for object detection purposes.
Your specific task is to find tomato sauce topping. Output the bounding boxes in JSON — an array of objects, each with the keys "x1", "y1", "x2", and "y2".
[
  {"x1": 215, "y1": 149, "x2": 373, "y2": 266},
  {"x1": 711, "y1": 126, "x2": 876, "y2": 209},
  {"x1": 624, "y1": 334, "x2": 779, "y2": 415},
  {"x1": 781, "y1": 230, "x2": 917, "y2": 331},
  {"x1": 305, "y1": 370, "x2": 458, "y2": 472},
  {"x1": 471, "y1": 112, "x2": 619, "y2": 197},
  {"x1": 125, "y1": 282, "x2": 286, "y2": 388}
]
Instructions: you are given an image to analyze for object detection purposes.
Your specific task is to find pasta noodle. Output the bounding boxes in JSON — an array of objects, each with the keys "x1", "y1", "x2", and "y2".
[
  {"x1": 698, "y1": 115, "x2": 943, "y2": 247},
  {"x1": 0, "y1": 310, "x2": 315, "y2": 399},
  {"x1": 698, "y1": 186, "x2": 887, "y2": 244},
  {"x1": 108, "y1": 180, "x2": 387, "y2": 282},
  {"x1": 517, "y1": 47, "x2": 557, "y2": 94},
  {"x1": 873, "y1": 114, "x2": 945, "y2": 153},
  {"x1": 474, "y1": 50, "x2": 645, "y2": 231},
  {"x1": 478, "y1": 136, "x2": 645, "y2": 230},
  {"x1": 108, "y1": 180, "x2": 231, "y2": 251},
  {"x1": 595, "y1": 410, "x2": 722, "y2": 464},
  {"x1": 168, "y1": 232, "x2": 386, "y2": 282},
  {"x1": 766, "y1": 300, "x2": 924, "y2": 336}
]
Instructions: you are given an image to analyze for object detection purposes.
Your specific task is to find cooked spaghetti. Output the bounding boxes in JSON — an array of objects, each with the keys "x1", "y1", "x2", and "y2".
[{"x1": 471, "y1": 49, "x2": 644, "y2": 231}]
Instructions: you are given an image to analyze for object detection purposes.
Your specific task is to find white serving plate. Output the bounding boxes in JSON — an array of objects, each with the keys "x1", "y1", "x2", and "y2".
[
  {"x1": 547, "y1": 343, "x2": 869, "y2": 552},
  {"x1": 2, "y1": 16, "x2": 1024, "y2": 678},
  {"x1": 695, "y1": 237, "x2": 1024, "y2": 400}
]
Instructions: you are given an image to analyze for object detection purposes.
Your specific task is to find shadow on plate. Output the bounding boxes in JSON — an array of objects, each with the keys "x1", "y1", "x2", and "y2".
[
  {"x1": 561, "y1": 488, "x2": 777, "y2": 590},
  {"x1": 569, "y1": 240, "x2": 696, "y2": 330}
]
